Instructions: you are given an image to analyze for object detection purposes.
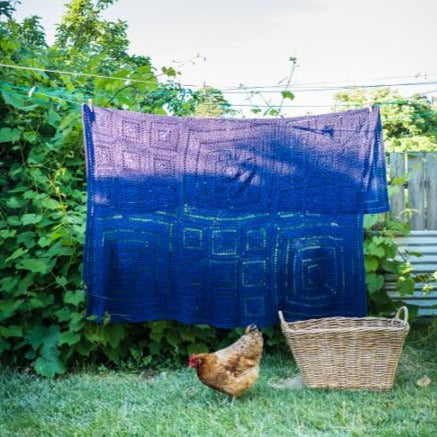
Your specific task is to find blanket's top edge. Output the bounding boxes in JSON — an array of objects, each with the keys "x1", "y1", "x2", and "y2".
[{"x1": 83, "y1": 104, "x2": 379, "y2": 125}]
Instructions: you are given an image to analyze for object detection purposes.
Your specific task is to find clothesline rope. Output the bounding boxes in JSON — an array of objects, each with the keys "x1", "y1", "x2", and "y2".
[
  {"x1": 3, "y1": 78, "x2": 435, "y2": 105},
  {"x1": 1, "y1": 62, "x2": 437, "y2": 92},
  {"x1": 1, "y1": 82, "x2": 436, "y2": 115}
]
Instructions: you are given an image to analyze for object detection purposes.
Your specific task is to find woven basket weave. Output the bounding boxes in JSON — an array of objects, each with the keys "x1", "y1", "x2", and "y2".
[{"x1": 278, "y1": 307, "x2": 409, "y2": 390}]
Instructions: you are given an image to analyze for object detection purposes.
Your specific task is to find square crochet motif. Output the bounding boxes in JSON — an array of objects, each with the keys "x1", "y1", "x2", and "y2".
[{"x1": 82, "y1": 106, "x2": 389, "y2": 327}]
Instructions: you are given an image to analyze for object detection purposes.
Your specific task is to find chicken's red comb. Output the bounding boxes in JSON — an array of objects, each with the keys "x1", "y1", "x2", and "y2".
[{"x1": 188, "y1": 354, "x2": 197, "y2": 367}]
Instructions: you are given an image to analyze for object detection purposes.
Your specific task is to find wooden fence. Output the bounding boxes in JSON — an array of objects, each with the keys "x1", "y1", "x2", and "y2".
[
  {"x1": 389, "y1": 152, "x2": 437, "y2": 230},
  {"x1": 387, "y1": 152, "x2": 437, "y2": 316}
]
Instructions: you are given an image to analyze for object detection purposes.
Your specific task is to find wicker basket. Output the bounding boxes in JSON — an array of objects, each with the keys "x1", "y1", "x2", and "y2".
[{"x1": 278, "y1": 307, "x2": 409, "y2": 390}]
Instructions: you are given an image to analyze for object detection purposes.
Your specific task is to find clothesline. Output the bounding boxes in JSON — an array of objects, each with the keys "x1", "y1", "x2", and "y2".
[
  {"x1": 1, "y1": 82, "x2": 436, "y2": 115},
  {"x1": 1, "y1": 62, "x2": 437, "y2": 93},
  {"x1": 0, "y1": 81, "x2": 437, "y2": 102}
]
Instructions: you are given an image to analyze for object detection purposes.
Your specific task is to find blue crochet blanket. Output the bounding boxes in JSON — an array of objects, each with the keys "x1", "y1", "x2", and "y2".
[{"x1": 82, "y1": 106, "x2": 389, "y2": 327}]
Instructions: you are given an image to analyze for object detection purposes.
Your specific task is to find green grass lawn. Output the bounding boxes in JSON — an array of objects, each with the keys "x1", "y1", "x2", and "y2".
[{"x1": 1, "y1": 329, "x2": 436, "y2": 437}]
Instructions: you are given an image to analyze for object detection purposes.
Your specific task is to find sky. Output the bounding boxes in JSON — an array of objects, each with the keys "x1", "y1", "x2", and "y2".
[{"x1": 14, "y1": 0, "x2": 437, "y2": 116}]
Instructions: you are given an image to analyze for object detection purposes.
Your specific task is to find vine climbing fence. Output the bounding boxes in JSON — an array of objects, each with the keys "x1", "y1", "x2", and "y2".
[{"x1": 387, "y1": 152, "x2": 437, "y2": 315}]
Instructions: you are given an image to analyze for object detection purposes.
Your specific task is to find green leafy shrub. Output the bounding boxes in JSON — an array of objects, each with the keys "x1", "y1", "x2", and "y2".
[
  {"x1": 364, "y1": 213, "x2": 415, "y2": 316},
  {"x1": 0, "y1": 1, "x2": 431, "y2": 377},
  {"x1": 0, "y1": 0, "x2": 245, "y2": 378}
]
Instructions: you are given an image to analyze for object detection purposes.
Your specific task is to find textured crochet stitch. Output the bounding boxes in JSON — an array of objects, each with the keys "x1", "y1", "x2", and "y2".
[{"x1": 82, "y1": 106, "x2": 389, "y2": 327}]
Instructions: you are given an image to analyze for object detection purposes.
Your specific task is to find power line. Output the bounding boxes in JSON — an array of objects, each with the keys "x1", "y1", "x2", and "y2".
[
  {"x1": 220, "y1": 74, "x2": 437, "y2": 91},
  {"x1": 423, "y1": 88, "x2": 437, "y2": 95},
  {"x1": 222, "y1": 81, "x2": 437, "y2": 94}
]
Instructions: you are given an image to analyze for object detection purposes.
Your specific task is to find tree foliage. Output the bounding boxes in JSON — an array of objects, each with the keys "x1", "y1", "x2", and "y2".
[
  {"x1": 335, "y1": 88, "x2": 437, "y2": 151},
  {"x1": 192, "y1": 86, "x2": 232, "y2": 118}
]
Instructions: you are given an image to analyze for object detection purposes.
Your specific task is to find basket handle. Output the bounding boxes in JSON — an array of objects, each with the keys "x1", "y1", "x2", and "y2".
[
  {"x1": 394, "y1": 306, "x2": 409, "y2": 322},
  {"x1": 278, "y1": 311, "x2": 286, "y2": 324}
]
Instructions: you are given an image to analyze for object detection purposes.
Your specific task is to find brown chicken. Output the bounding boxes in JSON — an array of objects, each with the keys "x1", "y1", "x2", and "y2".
[{"x1": 188, "y1": 325, "x2": 263, "y2": 399}]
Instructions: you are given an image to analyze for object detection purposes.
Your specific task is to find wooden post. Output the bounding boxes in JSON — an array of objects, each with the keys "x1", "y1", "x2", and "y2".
[
  {"x1": 408, "y1": 153, "x2": 426, "y2": 230},
  {"x1": 389, "y1": 152, "x2": 406, "y2": 221},
  {"x1": 426, "y1": 153, "x2": 437, "y2": 230}
]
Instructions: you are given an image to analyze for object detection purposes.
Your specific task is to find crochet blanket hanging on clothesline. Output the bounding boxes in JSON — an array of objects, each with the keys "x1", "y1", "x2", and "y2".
[{"x1": 82, "y1": 106, "x2": 389, "y2": 328}]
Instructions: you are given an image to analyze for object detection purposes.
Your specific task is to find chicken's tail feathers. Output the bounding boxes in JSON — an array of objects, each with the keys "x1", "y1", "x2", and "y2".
[{"x1": 244, "y1": 324, "x2": 260, "y2": 334}]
